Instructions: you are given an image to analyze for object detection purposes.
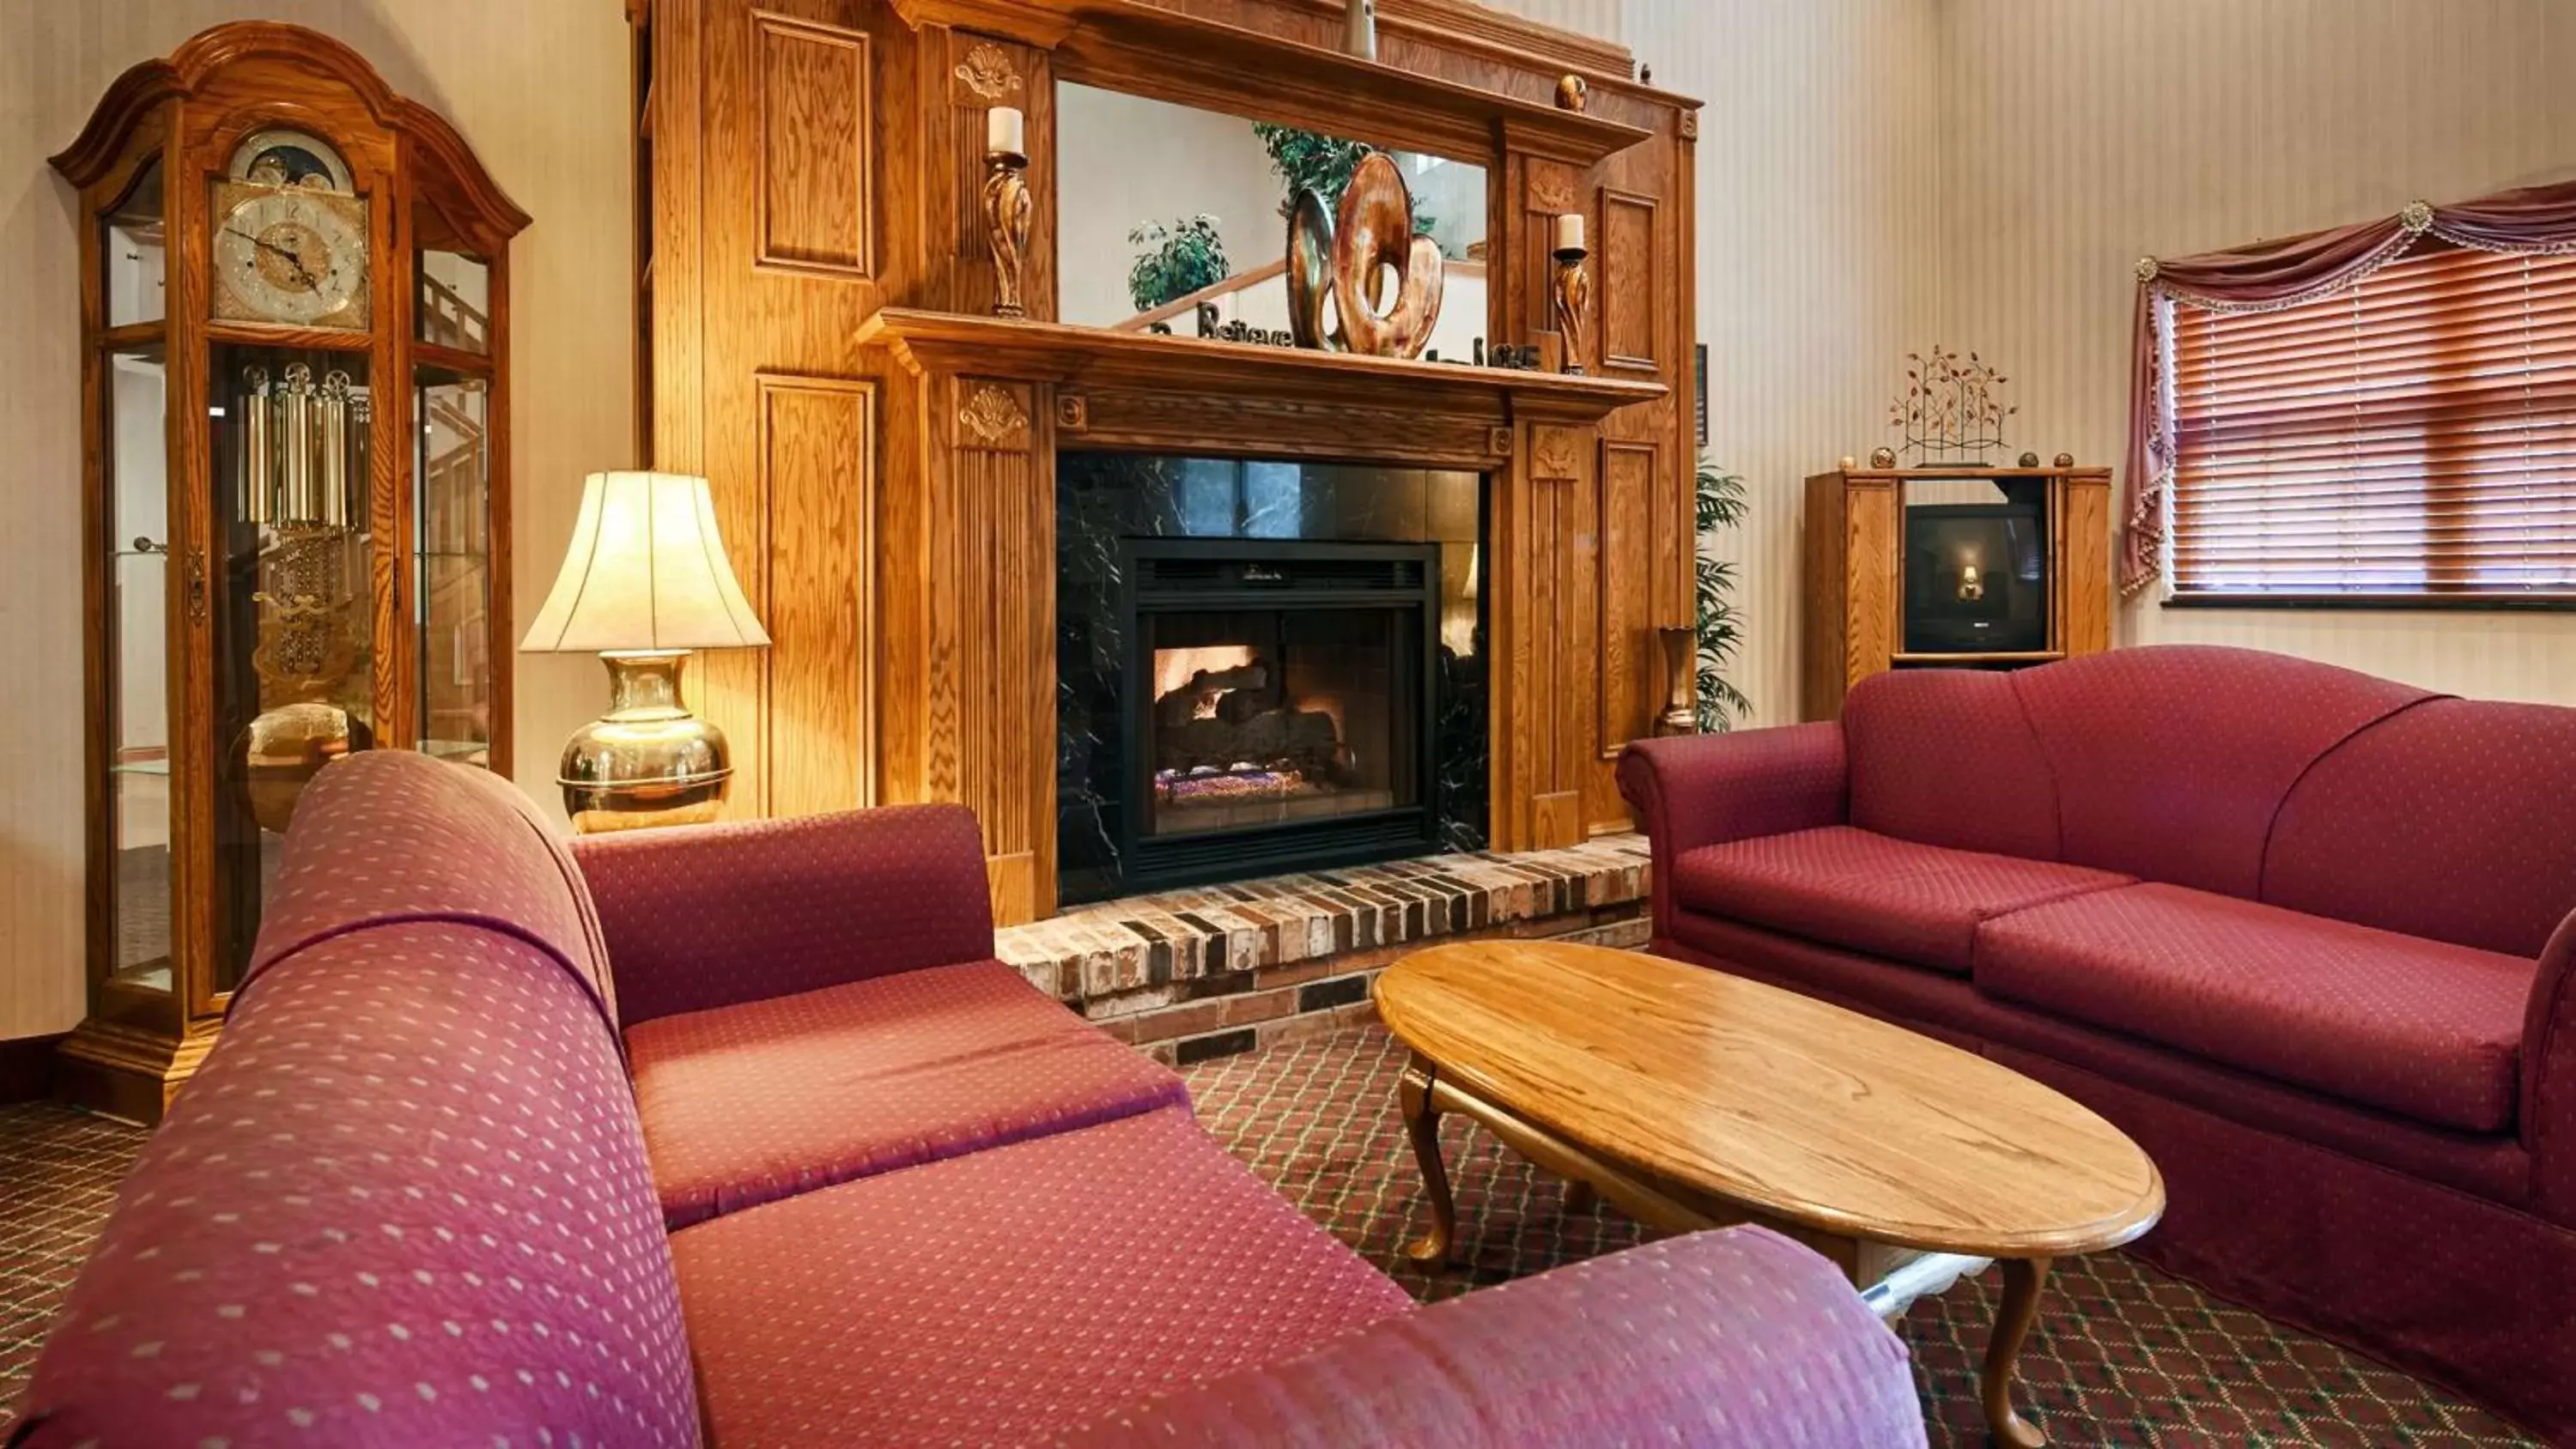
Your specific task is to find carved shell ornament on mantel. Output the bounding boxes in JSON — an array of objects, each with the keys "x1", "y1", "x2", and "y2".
[
  {"x1": 958, "y1": 384, "x2": 1030, "y2": 447},
  {"x1": 954, "y1": 43, "x2": 1023, "y2": 103}
]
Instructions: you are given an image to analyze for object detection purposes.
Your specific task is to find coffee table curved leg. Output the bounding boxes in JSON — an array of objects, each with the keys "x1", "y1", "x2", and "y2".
[
  {"x1": 1984, "y1": 1256, "x2": 2053, "y2": 1448},
  {"x1": 1398, "y1": 1057, "x2": 1456, "y2": 1265}
]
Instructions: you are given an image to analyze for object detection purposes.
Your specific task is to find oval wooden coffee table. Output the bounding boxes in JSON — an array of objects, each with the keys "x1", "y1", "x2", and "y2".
[{"x1": 1374, "y1": 939, "x2": 2165, "y2": 1448}]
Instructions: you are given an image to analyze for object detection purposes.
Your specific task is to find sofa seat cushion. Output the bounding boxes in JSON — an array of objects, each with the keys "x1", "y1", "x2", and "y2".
[
  {"x1": 1977, "y1": 883, "x2": 2536, "y2": 1132},
  {"x1": 670, "y1": 1106, "x2": 1416, "y2": 1448},
  {"x1": 628, "y1": 958, "x2": 1188, "y2": 1228},
  {"x1": 1670, "y1": 826, "x2": 2133, "y2": 973}
]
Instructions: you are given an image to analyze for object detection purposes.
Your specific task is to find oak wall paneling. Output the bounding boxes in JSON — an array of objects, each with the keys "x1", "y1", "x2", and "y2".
[{"x1": 641, "y1": 0, "x2": 1698, "y2": 919}]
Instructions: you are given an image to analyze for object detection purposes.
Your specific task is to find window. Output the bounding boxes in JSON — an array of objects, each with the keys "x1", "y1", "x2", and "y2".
[{"x1": 2166, "y1": 243, "x2": 2576, "y2": 603}]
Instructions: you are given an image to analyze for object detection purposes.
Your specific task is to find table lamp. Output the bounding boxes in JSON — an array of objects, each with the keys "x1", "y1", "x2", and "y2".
[{"x1": 519, "y1": 471, "x2": 769, "y2": 832}]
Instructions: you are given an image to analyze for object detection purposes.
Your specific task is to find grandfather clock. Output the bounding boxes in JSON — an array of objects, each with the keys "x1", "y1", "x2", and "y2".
[{"x1": 51, "y1": 23, "x2": 528, "y2": 1122}]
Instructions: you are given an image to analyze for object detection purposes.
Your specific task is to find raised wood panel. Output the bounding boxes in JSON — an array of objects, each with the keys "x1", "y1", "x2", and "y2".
[
  {"x1": 757, "y1": 373, "x2": 875, "y2": 815},
  {"x1": 2060, "y1": 472, "x2": 2112, "y2": 658},
  {"x1": 1503, "y1": 423, "x2": 1595, "y2": 852},
  {"x1": 1599, "y1": 189, "x2": 1657, "y2": 373},
  {"x1": 941, "y1": 375, "x2": 1051, "y2": 924},
  {"x1": 1845, "y1": 481, "x2": 1898, "y2": 711},
  {"x1": 1596, "y1": 440, "x2": 1656, "y2": 761},
  {"x1": 753, "y1": 9, "x2": 873, "y2": 276}
]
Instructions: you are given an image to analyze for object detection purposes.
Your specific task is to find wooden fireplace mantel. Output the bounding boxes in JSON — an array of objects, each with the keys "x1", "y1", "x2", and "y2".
[
  {"x1": 636, "y1": 0, "x2": 1704, "y2": 924},
  {"x1": 860, "y1": 308, "x2": 1664, "y2": 464}
]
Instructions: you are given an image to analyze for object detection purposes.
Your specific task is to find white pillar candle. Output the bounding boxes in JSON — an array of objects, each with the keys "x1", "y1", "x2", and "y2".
[
  {"x1": 986, "y1": 106, "x2": 1025, "y2": 159},
  {"x1": 1553, "y1": 212, "x2": 1585, "y2": 254}
]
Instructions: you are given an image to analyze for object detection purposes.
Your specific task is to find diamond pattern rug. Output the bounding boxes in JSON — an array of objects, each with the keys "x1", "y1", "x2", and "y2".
[{"x1": 1180, "y1": 1024, "x2": 2541, "y2": 1448}]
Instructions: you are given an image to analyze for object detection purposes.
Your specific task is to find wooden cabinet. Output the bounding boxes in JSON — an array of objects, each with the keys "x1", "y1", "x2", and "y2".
[
  {"x1": 51, "y1": 23, "x2": 528, "y2": 1122},
  {"x1": 1802, "y1": 465, "x2": 2111, "y2": 722}
]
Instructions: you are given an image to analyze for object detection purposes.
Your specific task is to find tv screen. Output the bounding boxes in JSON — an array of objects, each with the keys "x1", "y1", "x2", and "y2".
[{"x1": 1903, "y1": 501, "x2": 2048, "y2": 654}]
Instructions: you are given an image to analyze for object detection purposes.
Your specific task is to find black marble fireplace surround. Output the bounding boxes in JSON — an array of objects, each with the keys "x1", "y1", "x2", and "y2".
[{"x1": 1058, "y1": 454, "x2": 1487, "y2": 905}]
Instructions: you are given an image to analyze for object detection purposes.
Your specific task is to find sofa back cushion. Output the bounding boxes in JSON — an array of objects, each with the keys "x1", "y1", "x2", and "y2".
[
  {"x1": 249, "y1": 749, "x2": 620, "y2": 1025},
  {"x1": 2265, "y1": 696, "x2": 2576, "y2": 958},
  {"x1": 574, "y1": 803, "x2": 995, "y2": 1028},
  {"x1": 18, "y1": 795, "x2": 696, "y2": 1444},
  {"x1": 2009, "y1": 646, "x2": 2432, "y2": 899},
  {"x1": 1844, "y1": 668, "x2": 2063, "y2": 860}
]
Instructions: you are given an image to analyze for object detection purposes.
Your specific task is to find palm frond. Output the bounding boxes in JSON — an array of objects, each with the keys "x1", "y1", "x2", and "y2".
[{"x1": 1691, "y1": 456, "x2": 1753, "y2": 731}]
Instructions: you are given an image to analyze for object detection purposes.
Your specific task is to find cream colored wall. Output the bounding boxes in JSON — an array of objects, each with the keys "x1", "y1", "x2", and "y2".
[
  {"x1": 1607, "y1": 0, "x2": 1947, "y2": 729},
  {"x1": 1940, "y1": 0, "x2": 2576, "y2": 705},
  {"x1": 0, "y1": 0, "x2": 629, "y2": 1040}
]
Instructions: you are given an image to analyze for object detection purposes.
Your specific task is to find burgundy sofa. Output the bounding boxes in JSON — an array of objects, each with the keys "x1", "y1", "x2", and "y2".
[
  {"x1": 16, "y1": 750, "x2": 1926, "y2": 1447},
  {"x1": 1619, "y1": 644, "x2": 2576, "y2": 1443}
]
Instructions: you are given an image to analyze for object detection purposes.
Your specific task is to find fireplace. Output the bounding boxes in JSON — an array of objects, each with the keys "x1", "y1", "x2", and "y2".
[
  {"x1": 1127, "y1": 540, "x2": 1437, "y2": 889},
  {"x1": 1057, "y1": 455, "x2": 1485, "y2": 905}
]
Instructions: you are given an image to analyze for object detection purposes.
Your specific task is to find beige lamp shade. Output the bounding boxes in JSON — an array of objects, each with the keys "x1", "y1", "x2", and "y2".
[{"x1": 520, "y1": 471, "x2": 770, "y2": 653}]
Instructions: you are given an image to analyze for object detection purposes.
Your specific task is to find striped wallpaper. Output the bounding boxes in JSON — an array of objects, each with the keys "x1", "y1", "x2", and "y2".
[{"x1": 1503, "y1": 0, "x2": 2576, "y2": 718}]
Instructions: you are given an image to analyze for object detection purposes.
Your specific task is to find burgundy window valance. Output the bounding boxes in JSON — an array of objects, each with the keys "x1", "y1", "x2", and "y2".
[{"x1": 2120, "y1": 176, "x2": 2576, "y2": 597}]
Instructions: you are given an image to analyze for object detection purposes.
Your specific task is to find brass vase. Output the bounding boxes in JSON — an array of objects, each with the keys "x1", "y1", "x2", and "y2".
[{"x1": 557, "y1": 651, "x2": 732, "y2": 833}]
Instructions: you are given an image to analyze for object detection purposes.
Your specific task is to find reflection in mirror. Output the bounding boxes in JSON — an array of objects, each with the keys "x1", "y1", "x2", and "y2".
[
  {"x1": 420, "y1": 250, "x2": 492, "y2": 354},
  {"x1": 1056, "y1": 83, "x2": 1487, "y2": 358},
  {"x1": 103, "y1": 156, "x2": 167, "y2": 328}
]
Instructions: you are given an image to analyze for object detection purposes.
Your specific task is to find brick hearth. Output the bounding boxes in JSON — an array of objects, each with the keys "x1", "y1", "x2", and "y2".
[{"x1": 997, "y1": 834, "x2": 1652, "y2": 1064}]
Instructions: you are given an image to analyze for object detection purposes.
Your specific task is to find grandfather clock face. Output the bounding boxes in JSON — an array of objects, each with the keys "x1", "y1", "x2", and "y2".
[{"x1": 210, "y1": 129, "x2": 370, "y2": 330}]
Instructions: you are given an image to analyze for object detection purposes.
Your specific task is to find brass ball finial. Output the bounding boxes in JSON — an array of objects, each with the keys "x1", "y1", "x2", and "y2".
[
  {"x1": 2053, "y1": 452, "x2": 2075, "y2": 469},
  {"x1": 2018, "y1": 451, "x2": 2040, "y2": 468},
  {"x1": 1868, "y1": 446, "x2": 1899, "y2": 469},
  {"x1": 1555, "y1": 74, "x2": 1589, "y2": 112},
  {"x1": 1839, "y1": 456, "x2": 1858, "y2": 472}
]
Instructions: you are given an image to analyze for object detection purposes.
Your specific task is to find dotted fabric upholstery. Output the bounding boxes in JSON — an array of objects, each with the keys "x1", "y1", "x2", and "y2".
[
  {"x1": 629, "y1": 958, "x2": 1189, "y2": 1228},
  {"x1": 574, "y1": 803, "x2": 993, "y2": 1029},
  {"x1": 1055, "y1": 1227, "x2": 1926, "y2": 1449},
  {"x1": 2008, "y1": 646, "x2": 2433, "y2": 899},
  {"x1": 15, "y1": 925, "x2": 697, "y2": 1447},
  {"x1": 2265, "y1": 696, "x2": 2576, "y2": 960},
  {"x1": 248, "y1": 749, "x2": 621, "y2": 1031},
  {"x1": 1978, "y1": 883, "x2": 2535, "y2": 1133},
  {"x1": 670, "y1": 1106, "x2": 1416, "y2": 1448},
  {"x1": 1844, "y1": 667, "x2": 2063, "y2": 862},
  {"x1": 1672, "y1": 826, "x2": 2131, "y2": 974},
  {"x1": 2532, "y1": 915, "x2": 2576, "y2": 1211},
  {"x1": 1617, "y1": 723, "x2": 1847, "y2": 938},
  {"x1": 1664, "y1": 911, "x2": 2535, "y2": 1203}
]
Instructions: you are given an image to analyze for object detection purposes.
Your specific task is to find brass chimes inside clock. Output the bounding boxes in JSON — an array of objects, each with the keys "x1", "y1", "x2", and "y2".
[{"x1": 237, "y1": 363, "x2": 362, "y2": 532}]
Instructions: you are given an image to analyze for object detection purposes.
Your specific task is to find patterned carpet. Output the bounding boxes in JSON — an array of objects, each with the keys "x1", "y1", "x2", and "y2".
[
  {"x1": 0, "y1": 1028, "x2": 2543, "y2": 1444},
  {"x1": 1179, "y1": 1025, "x2": 2542, "y2": 1449}
]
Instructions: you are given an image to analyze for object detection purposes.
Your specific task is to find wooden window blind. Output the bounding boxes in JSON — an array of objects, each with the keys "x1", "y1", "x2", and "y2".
[{"x1": 2166, "y1": 242, "x2": 2576, "y2": 603}]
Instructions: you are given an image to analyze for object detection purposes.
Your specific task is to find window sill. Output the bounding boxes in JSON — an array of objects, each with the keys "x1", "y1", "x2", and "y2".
[{"x1": 2160, "y1": 593, "x2": 2576, "y2": 614}]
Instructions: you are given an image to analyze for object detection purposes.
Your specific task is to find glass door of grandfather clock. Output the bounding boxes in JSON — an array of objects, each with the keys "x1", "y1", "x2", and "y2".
[{"x1": 55, "y1": 21, "x2": 526, "y2": 1122}]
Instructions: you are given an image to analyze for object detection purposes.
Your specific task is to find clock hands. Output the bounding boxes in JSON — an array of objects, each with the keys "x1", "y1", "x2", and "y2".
[{"x1": 222, "y1": 224, "x2": 321, "y2": 291}]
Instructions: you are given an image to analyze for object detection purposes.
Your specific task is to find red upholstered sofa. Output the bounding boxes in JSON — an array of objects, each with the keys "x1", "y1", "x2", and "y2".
[
  {"x1": 1619, "y1": 644, "x2": 2576, "y2": 1443},
  {"x1": 16, "y1": 750, "x2": 1927, "y2": 1447}
]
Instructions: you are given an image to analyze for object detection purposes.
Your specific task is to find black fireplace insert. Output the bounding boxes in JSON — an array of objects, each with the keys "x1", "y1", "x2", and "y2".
[{"x1": 1116, "y1": 537, "x2": 1440, "y2": 892}]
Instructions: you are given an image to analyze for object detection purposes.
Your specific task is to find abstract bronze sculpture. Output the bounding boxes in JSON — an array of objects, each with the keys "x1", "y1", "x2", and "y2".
[{"x1": 1284, "y1": 150, "x2": 1443, "y2": 358}]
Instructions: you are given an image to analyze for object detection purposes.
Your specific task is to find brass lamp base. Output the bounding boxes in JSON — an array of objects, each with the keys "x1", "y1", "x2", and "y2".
[{"x1": 559, "y1": 651, "x2": 732, "y2": 833}]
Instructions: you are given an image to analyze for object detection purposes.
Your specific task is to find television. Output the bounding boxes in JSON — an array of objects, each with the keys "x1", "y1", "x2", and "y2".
[{"x1": 1901, "y1": 478, "x2": 2049, "y2": 655}]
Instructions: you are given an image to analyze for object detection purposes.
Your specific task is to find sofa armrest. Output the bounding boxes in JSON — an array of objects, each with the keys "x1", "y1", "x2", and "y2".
[
  {"x1": 1617, "y1": 724, "x2": 1849, "y2": 938},
  {"x1": 2528, "y1": 910, "x2": 2576, "y2": 1221},
  {"x1": 572, "y1": 803, "x2": 995, "y2": 1029},
  {"x1": 1057, "y1": 1228, "x2": 1924, "y2": 1449}
]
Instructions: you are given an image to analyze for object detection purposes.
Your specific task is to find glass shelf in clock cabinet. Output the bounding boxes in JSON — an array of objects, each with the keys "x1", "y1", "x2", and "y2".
[{"x1": 52, "y1": 21, "x2": 528, "y2": 1122}]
